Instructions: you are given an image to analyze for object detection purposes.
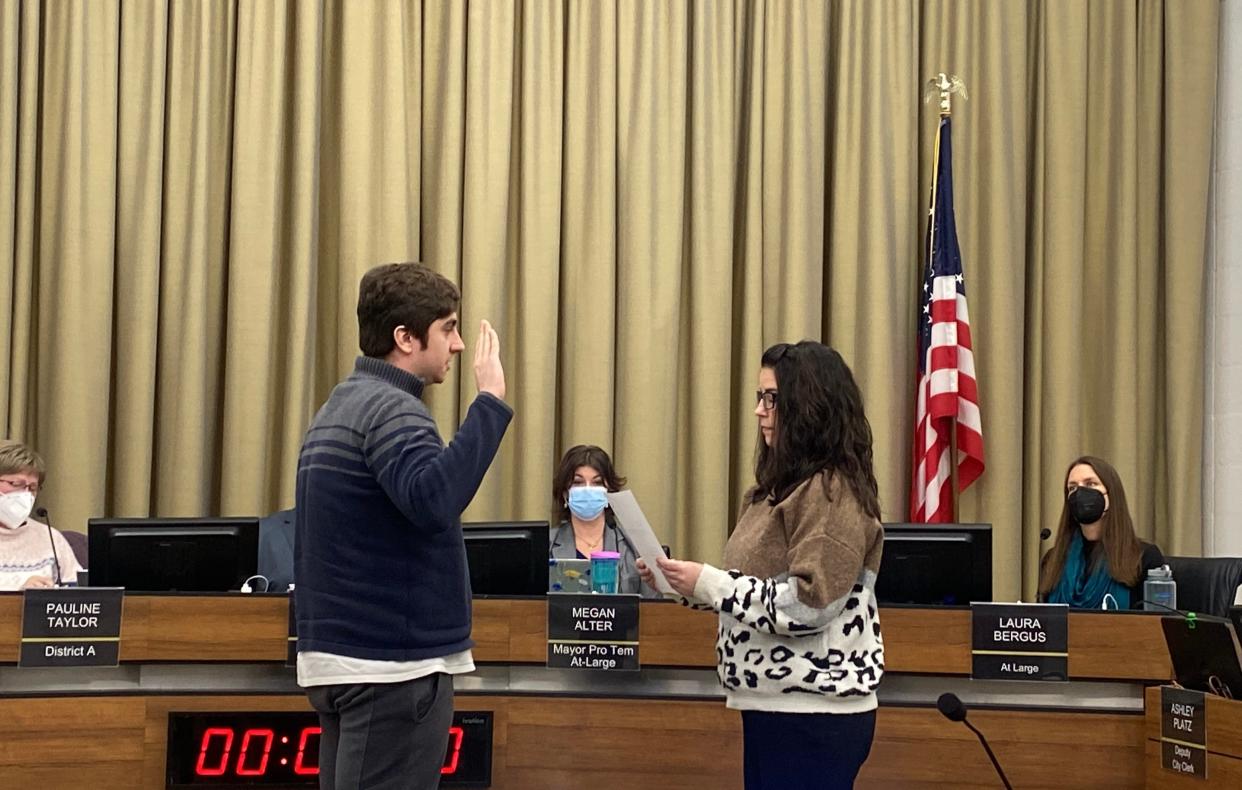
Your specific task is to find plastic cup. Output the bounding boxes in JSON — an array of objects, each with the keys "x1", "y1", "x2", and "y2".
[{"x1": 589, "y1": 551, "x2": 621, "y2": 594}]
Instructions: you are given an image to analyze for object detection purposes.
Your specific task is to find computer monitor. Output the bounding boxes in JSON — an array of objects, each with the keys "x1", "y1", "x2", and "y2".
[
  {"x1": 876, "y1": 523, "x2": 992, "y2": 605},
  {"x1": 87, "y1": 517, "x2": 259, "y2": 592},
  {"x1": 462, "y1": 520, "x2": 550, "y2": 596},
  {"x1": 1162, "y1": 614, "x2": 1242, "y2": 698}
]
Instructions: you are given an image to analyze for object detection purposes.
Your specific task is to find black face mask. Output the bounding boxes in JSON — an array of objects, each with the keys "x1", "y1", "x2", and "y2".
[{"x1": 1068, "y1": 487, "x2": 1107, "y2": 525}]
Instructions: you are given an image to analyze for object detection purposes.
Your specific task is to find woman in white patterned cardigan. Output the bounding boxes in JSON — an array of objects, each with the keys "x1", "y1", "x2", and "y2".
[{"x1": 640, "y1": 341, "x2": 884, "y2": 790}]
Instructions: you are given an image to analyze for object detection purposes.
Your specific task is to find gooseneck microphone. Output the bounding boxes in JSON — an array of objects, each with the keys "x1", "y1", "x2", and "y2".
[
  {"x1": 937, "y1": 692, "x2": 968, "y2": 722},
  {"x1": 937, "y1": 693, "x2": 1013, "y2": 790},
  {"x1": 35, "y1": 507, "x2": 62, "y2": 587}
]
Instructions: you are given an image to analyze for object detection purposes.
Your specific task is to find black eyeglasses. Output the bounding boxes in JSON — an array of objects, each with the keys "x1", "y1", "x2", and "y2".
[{"x1": 755, "y1": 389, "x2": 778, "y2": 410}]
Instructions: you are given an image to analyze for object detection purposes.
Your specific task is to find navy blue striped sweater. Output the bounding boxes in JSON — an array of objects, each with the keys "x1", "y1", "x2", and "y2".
[{"x1": 294, "y1": 356, "x2": 512, "y2": 661}]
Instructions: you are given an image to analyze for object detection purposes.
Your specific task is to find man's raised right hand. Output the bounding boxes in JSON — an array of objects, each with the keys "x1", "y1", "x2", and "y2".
[{"x1": 473, "y1": 319, "x2": 506, "y2": 401}]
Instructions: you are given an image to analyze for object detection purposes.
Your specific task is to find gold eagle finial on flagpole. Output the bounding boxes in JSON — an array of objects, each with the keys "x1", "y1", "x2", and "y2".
[{"x1": 924, "y1": 72, "x2": 967, "y2": 117}]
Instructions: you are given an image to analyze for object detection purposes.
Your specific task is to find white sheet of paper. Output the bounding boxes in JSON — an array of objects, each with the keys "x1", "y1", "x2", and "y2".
[{"x1": 606, "y1": 490, "x2": 675, "y2": 595}]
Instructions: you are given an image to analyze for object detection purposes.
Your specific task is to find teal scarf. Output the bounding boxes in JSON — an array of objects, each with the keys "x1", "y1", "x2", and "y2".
[{"x1": 1047, "y1": 530, "x2": 1131, "y2": 609}]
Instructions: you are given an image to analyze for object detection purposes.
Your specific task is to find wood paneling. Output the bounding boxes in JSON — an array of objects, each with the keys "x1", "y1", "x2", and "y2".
[
  {"x1": 138, "y1": 693, "x2": 740, "y2": 790},
  {"x1": 1068, "y1": 614, "x2": 1171, "y2": 682},
  {"x1": 122, "y1": 596, "x2": 289, "y2": 661},
  {"x1": 0, "y1": 696, "x2": 147, "y2": 788},
  {"x1": 473, "y1": 695, "x2": 743, "y2": 790},
  {"x1": 879, "y1": 606, "x2": 971, "y2": 673},
  {"x1": 878, "y1": 607, "x2": 1173, "y2": 681},
  {"x1": 1202, "y1": 694, "x2": 1242, "y2": 756},
  {"x1": 474, "y1": 599, "x2": 719, "y2": 666},
  {"x1": 638, "y1": 602, "x2": 716, "y2": 666},
  {"x1": 0, "y1": 593, "x2": 293, "y2": 663},
  {"x1": 862, "y1": 707, "x2": 1144, "y2": 789},
  {"x1": 0, "y1": 596, "x2": 1178, "y2": 789},
  {"x1": 472, "y1": 598, "x2": 547, "y2": 662},
  {"x1": 0, "y1": 595, "x2": 20, "y2": 662},
  {"x1": 0, "y1": 594, "x2": 1177, "y2": 680},
  {"x1": 0, "y1": 693, "x2": 1151, "y2": 789}
]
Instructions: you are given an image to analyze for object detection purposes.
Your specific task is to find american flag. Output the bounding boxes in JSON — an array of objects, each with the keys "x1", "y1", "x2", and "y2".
[{"x1": 909, "y1": 115, "x2": 984, "y2": 522}]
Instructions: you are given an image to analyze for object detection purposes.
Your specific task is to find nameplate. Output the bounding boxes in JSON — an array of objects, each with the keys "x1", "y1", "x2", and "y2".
[
  {"x1": 1160, "y1": 686, "x2": 1207, "y2": 780},
  {"x1": 546, "y1": 594, "x2": 640, "y2": 671},
  {"x1": 20, "y1": 587, "x2": 124, "y2": 667},
  {"x1": 970, "y1": 602, "x2": 1068, "y2": 681}
]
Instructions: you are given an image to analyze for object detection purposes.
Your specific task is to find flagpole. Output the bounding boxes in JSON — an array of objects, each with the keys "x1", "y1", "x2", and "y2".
[{"x1": 924, "y1": 72, "x2": 968, "y2": 521}]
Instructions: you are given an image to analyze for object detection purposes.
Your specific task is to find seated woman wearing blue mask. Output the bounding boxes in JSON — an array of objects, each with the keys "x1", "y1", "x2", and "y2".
[
  {"x1": 549, "y1": 445, "x2": 659, "y2": 598},
  {"x1": 1039, "y1": 455, "x2": 1166, "y2": 610}
]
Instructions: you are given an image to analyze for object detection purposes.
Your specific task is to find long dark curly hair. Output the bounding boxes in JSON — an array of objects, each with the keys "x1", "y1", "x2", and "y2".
[{"x1": 752, "y1": 341, "x2": 880, "y2": 519}]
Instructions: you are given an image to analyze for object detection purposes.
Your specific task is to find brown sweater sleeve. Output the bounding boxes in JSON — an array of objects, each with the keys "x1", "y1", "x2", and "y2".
[
  {"x1": 694, "y1": 473, "x2": 883, "y2": 636},
  {"x1": 777, "y1": 473, "x2": 879, "y2": 609}
]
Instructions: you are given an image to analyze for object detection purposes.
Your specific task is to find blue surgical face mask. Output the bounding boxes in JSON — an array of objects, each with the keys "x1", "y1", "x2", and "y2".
[{"x1": 567, "y1": 486, "x2": 608, "y2": 520}]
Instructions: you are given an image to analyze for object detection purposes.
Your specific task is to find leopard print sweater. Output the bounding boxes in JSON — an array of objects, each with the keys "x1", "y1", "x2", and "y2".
[{"x1": 691, "y1": 471, "x2": 884, "y2": 713}]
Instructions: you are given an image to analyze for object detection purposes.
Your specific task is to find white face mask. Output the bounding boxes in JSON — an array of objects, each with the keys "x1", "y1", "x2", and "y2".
[{"x1": 0, "y1": 490, "x2": 35, "y2": 530}]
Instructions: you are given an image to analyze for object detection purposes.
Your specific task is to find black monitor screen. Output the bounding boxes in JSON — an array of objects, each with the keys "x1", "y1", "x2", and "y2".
[
  {"x1": 87, "y1": 517, "x2": 259, "y2": 592},
  {"x1": 463, "y1": 521, "x2": 549, "y2": 597},
  {"x1": 876, "y1": 523, "x2": 992, "y2": 606},
  {"x1": 1163, "y1": 615, "x2": 1242, "y2": 698}
]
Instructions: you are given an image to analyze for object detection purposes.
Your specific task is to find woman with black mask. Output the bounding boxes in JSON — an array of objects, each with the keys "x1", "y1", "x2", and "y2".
[{"x1": 1038, "y1": 455, "x2": 1166, "y2": 609}]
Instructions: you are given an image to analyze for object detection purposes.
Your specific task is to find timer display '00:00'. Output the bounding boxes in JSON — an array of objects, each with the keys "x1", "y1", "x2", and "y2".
[{"x1": 166, "y1": 711, "x2": 493, "y2": 788}]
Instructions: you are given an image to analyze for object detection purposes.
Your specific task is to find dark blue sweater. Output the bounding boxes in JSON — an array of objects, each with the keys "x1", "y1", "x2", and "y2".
[{"x1": 294, "y1": 356, "x2": 512, "y2": 661}]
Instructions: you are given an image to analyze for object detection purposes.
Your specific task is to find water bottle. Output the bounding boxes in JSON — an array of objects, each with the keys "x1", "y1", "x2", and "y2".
[
  {"x1": 589, "y1": 551, "x2": 620, "y2": 594},
  {"x1": 1142, "y1": 565, "x2": 1176, "y2": 612}
]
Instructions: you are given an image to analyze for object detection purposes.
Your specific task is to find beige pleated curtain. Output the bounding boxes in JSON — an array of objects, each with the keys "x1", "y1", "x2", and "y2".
[{"x1": 0, "y1": 0, "x2": 1219, "y2": 599}]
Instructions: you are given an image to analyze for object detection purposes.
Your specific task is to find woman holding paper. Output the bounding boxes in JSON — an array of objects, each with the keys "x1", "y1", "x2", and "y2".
[
  {"x1": 549, "y1": 444, "x2": 658, "y2": 597},
  {"x1": 639, "y1": 342, "x2": 884, "y2": 790}
]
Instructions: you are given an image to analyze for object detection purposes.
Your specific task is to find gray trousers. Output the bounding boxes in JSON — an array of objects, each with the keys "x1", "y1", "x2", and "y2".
[{"x1": 307, "y1": 673, "x2": 454, "y2": 790}]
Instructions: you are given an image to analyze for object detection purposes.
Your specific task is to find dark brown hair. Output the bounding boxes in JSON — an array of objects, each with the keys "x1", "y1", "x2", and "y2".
[
  {"x1": 552, "y1": 445, "x2": 627, "y2": 523},
  {"x1": 357, "y1": 262, "x2": 460, "y2": 357},
  {"x1": 1038, "y1": 455, "x2": 1146, "y2": 593},
  {"x1": 752, "y1": 341, "x2": 881, "y2": 519}
]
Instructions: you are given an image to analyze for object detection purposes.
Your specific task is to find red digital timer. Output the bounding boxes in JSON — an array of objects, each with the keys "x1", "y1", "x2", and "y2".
[
  {"x1": 167, "y1": 711, "x2": 492, "y2": 788},
  {"x1": 192, "y1": 725, "x2": 464, "y2": 777}
]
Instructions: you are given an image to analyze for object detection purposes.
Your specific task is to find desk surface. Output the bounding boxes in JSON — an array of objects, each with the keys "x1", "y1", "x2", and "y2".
[
  {"x1": 0, "y1": 593, "x2": 1174, "y2": 682},
  {"x1": 0, "y1": 594, "x2": 1171, "y2": 789}
]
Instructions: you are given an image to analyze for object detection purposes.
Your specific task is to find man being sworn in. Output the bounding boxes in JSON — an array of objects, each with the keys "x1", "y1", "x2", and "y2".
[{"x1": 294, "y1": 262, "x2": 511, "y2": 790}]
